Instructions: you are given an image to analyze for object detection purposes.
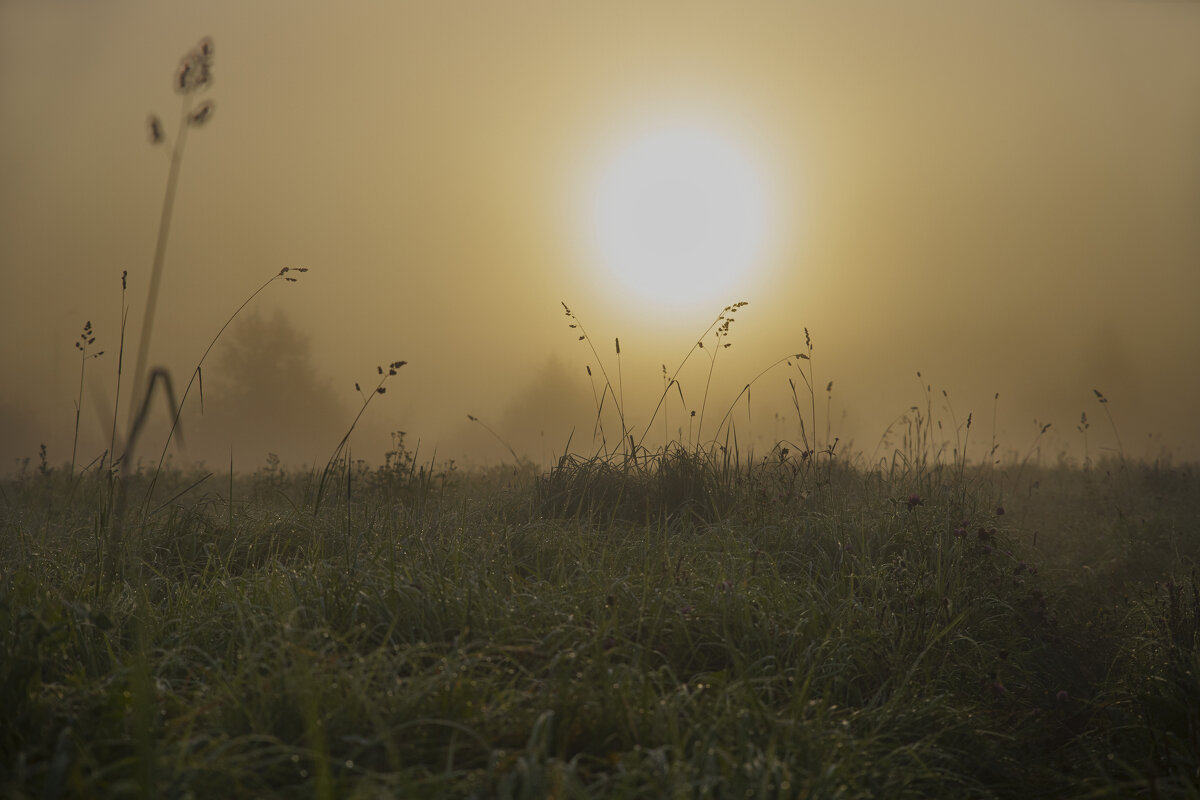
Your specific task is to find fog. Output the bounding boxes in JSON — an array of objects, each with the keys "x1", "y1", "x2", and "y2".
[{"x1": 3, "y1": 0, "x2": 1199, "y2": 473}]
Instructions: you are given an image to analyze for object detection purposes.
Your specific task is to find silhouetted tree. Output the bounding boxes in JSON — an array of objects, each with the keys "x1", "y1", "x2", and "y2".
[{"x1": 201, "y1": 309, "x2": 345, "y2": 466}]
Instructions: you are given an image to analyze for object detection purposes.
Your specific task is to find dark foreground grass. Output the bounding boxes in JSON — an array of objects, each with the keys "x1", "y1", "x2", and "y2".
[{"x1": 2, "y1": 453, "x2": 1198, "y2": 798}]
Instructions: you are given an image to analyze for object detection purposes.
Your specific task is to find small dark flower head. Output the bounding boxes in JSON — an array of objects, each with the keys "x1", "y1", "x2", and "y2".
[
  {"x1": 175, "y1": 37, "x2": 214, "y2": 94},
  {"x1": 1056, "y1": 689, "x2": 1070, "y2": 704},
  {"x1": 907, "y1": 494, "x2": 923, "y2": 509},
  {"x1": 188, "y1": 100, "x2": 215, "y2": 127},
  {"x1": 602, "y1": 636, "x2": 616, "y2": 651},
  {"x1": 952, "y1": 527, "x2": 966, "y2": 539},
  {"x1": 147, "y1": 115, "x2": 164, "y2": 144},
  {"x1": 995, "y1": 505, "x2": 1005, "y2": 516},
  {"x1": 981, "y1": 545, "x2": 993, "y2": 555}
]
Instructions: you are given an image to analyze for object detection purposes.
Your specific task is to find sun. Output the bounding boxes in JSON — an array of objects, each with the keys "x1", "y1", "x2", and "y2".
[{"x1": 584, "y1": 123, "x2": 772, "y2": 309}]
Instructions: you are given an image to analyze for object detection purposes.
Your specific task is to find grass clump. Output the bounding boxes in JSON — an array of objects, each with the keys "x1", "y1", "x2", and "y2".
[{"x1": 535, "y1": 443, "x2": 744, "y2": 524}]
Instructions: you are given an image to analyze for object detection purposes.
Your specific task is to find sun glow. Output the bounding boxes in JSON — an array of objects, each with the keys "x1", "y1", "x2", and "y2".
[{"x1": 585, "y1": 124, "x2": 772, "y2": 309}]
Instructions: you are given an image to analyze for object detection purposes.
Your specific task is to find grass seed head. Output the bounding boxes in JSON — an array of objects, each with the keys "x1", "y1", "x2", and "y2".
[
  {"x1": 175, "y1": 37, "x2": 215, "y2": 94},
  {"x1": 188, "y1": 100, "x2": 215, "y2": 126}
]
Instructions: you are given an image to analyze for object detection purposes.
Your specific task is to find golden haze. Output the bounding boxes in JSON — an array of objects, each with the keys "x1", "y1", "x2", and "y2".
[{"x1": 1, "y1": 1, "x2": 1198, "y2": 470}]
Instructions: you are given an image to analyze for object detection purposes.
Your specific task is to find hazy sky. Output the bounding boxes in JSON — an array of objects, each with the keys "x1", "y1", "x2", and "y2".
[{"x1": 2, "y1": 0, "x2": 1199, "y2": 470}]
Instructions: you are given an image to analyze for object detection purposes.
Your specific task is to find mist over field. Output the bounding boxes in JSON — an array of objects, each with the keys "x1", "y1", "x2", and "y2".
[
  {"x1": 2, "y1": 0, "x2": 1199, "y2": 472},
  {"x1": 9, "y1": 6, "x2": 1200, "y2": 795}
]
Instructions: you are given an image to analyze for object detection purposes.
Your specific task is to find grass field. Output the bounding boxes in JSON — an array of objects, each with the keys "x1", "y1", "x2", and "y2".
[{"x1": 2, "y1": 444, "x2": 1198, "y2": 798}]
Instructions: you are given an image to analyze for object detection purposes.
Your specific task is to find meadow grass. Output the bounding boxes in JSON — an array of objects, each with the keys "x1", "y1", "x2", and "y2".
[{"x1": 2, "y1": 448, "x2": 1198, "y2": 799}]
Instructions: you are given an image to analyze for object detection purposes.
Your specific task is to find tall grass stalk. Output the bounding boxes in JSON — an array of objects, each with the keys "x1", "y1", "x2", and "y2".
[
  {"x1": 561, "y1": 303, "x2": 626, "y2": 454},
  {"x1": 1093, "y1": 388, "x2": 1126, "y2": 465},
  {"x1": 107, "y1": 271, "x2": 129, "y2": 474},
  {"x1": 128, "y1": 37, "x2": 215, "y2": 433},
  {"x1": 313, "y1": 360, "x2": 406, "y2": 514},
  {"x1": 70, "y1": 321, "x2": 104, "y2": 476},
  {"x1": 637, "y1": 302, "x2": 747, "y2": 449}
]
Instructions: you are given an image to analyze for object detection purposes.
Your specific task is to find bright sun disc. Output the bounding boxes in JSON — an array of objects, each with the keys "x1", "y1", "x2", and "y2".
[{"x1": 587, "y1": 124, "x2": 770, "y2": 308}]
